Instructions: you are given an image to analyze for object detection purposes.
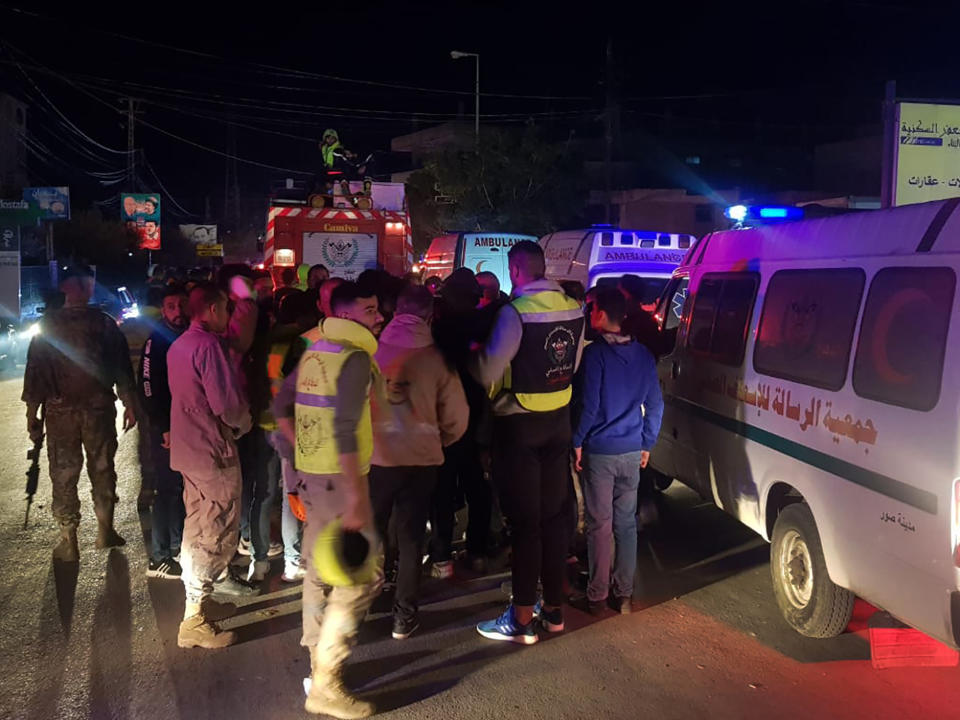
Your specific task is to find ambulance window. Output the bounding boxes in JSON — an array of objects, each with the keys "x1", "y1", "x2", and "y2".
[
  {"x1": 853, "y1": 267, "x2": 955, "y2": 411},
  {"x1": 754, "y1": 269, "x2": 865, "y2": 391},
  {"x1": 620, "y1": 233, "x2": 633, "y2": 245},
  {"x1": 600, "y1": 232, "x2": 614, "y2": 246},
  {"x1": 688, "y1": 273, "x2": 759, "y2": 366},
  {"x1": 658, "y1": 234, "x2": 671, "y2": 247}
]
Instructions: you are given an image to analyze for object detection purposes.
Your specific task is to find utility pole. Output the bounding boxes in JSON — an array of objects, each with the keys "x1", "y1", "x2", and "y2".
[
  {"x1": 604, "y1": 38, "x2": 616, "y2": 224},
  {"x1": 224, "y1": 120, "x2": 240, "y2": 228},
  {"x1": 121, "y1": 97, "x2": 139, "y2": 189}
]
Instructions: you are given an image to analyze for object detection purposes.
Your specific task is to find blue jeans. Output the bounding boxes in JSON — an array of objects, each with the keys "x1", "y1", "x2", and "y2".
[
  {"x1": 279, "y1": 457, "x2": 303, "y2": 566},
  {"x1": 150, "y1": 429, "x2": 185, "y2": 562},
  {"x1": 239, "y1": 427, "x2": 281, "y2": 561},
  {"x1": 582, "y1": 450, "x2": 644, "y2": 602}
]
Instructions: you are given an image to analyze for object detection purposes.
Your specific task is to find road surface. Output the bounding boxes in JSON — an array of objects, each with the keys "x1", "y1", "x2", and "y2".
[{"x1": 0, "y1": 373, "x2": 958, "y2": 719}]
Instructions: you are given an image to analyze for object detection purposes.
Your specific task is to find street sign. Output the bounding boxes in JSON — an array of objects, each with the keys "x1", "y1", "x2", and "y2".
[
  {"x1": 196, "y1": 244, "x2": 224, "y2": 257},
  {"x1": 893, "y1": 102, "x2": 960, "y2": 206}
]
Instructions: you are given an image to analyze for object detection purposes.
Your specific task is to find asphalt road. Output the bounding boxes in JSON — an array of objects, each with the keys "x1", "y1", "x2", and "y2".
[{"x1": 1, "y1": 372, "x2": 959, "y2": 720}]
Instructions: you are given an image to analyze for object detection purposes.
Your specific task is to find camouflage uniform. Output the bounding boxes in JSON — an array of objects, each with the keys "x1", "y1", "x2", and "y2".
[{"x1": 22, "y1": 306, "x2": 135, "y2": 530}]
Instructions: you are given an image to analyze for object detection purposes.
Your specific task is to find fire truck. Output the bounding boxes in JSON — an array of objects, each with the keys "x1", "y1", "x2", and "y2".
[{"x1": 264, "y1": 181, "x2": 413, "y2": 280}]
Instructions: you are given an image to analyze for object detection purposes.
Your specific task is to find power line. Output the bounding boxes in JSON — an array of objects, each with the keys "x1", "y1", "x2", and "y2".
[{"x1": 0, "y1": 4, "x2": 595, "y2": 101}]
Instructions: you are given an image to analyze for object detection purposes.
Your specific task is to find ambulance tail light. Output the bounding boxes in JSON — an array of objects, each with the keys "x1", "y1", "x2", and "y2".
[{"x1": 953, "y1": 479, "x2": 960, "y2": 566}]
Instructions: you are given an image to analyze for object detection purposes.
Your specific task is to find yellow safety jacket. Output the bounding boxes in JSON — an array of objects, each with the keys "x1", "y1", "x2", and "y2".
[
  {"x1": 294, "y1": 318, "x2": 378, "y2": 475},
  {"x1": 503, "y1": 290, "x2": 584, "y2": 412}
]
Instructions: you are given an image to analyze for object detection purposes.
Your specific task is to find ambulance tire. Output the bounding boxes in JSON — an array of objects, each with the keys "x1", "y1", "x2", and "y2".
[{"x1": 770, "y1": 503, "x2": 854, "y2": 639}]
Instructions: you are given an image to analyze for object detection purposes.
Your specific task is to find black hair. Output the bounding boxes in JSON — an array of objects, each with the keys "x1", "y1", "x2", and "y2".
[
  {"x1": 161, "y1": 284, "x2": 186, "y2": 302},
  {"x1": 280, "y1": 267, "x2": 298, "y2": 286},
  {"x1": 188, "y1": 281, "x2": 225, "y2": 317},
  {"x1": 329, "y1": 281, "x2": 377, "y2": 315},
  {"x1": 309, "y1": 263, "x2": 328, "y2": 274},
  {"x1": 60, "y1": 264, "x2": 94, "y2": 283},
  {"x1": 560, "y1": 279, "x2": 586, "y2": 304},
  {"x1": 278, "y1": 289, "x2": 317, "y2": 326},
  {"x1": 396, "y1": 284, "x2": 434, "y2": 319},
  {"x1": 507, "y1": 240, "x2": 545, "y2": 279},
  {"x1": 592, "y1": 285, "x2": 627, "y2": 326}
]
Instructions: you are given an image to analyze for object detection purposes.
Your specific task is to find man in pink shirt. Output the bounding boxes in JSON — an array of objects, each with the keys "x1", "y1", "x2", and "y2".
[{"x1": 168, "y1": 282, "x2": 256, "y2": 649}]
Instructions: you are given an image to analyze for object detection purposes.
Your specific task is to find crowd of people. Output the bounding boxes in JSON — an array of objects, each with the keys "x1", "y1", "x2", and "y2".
[{"x1": 22, "y1": 241, "x2": 664, "y2": 719}]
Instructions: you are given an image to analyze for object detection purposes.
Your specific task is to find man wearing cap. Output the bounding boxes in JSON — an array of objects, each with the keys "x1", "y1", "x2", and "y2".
[
  {"x1": 23, "y1": 264, "x2": 137, "y2": 562},
  {"x1": 274, "y1": 281, "x2": 385, "y2": 719}
]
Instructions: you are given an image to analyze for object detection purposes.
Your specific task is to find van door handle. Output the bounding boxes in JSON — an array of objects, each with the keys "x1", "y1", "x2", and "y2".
[{"x1": 671, "y1": 361, "x2": 681, "y2": 379}]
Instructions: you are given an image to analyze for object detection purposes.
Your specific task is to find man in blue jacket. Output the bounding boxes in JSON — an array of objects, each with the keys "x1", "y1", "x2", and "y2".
[{"x1": 573, "y1": 286, "x2": 664, "y2": 615}]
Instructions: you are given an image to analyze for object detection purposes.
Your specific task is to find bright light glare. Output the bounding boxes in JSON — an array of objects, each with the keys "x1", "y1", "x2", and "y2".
[
  {"x1": 20, "y1": 322, "x2": 40, "y2": 339},
  {"x1": 122, "y1": 303, "x2": 140, "y2": 320},
  {"x1": 725, "y1": 205, "x2": 748, "y2": 222}
]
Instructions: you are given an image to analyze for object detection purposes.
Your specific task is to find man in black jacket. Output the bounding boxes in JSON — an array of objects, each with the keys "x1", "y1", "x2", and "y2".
[{"x1": 140, "y1": 285, "x2": 188, "y2": 578}]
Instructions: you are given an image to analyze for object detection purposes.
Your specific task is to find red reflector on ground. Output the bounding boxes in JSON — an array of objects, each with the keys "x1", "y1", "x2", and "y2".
[{"x1": 869, "y1": 613, "x2": 959, "y2": 669}]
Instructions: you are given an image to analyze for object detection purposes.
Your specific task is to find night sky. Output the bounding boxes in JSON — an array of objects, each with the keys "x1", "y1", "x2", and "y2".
[{"x1": 2, "y1": 1, "x2": 958, "y2": 220}]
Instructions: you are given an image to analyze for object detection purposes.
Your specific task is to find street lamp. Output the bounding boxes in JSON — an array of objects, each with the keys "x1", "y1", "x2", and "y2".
[{"x1": 450, "y1": 50, "x2": 479, "y2": 140}]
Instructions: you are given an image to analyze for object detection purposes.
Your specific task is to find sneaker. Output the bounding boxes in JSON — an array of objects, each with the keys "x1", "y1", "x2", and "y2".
[
  {"x1": 392, "y1": 615, "x2": 420, "y2": 640},
  {"x1": 282, "y1": 562, "x2": 307, "y2": 583},
  {"x1": 212, "y1": 570, "x2": 260, "y2": 598},
  {"x1": 267, "y1": 541, "x2": 284, "y2": 559},
  {"x1": 617, "y1": 596, "x2": 632, "y2": 615},
  {"x1": 536, "y1": 602, "x2": 564, "y2": 633},
  {"x1": 147, "y1": 557, "x2": 183, "y2": 579},
  {"x1": 430, "y1": 560, "x2": 454, "y2": 580},
  {"x1": 477, "y1": 605, "x2": 539, "y2": 645},
  {"x1": 237, "y1": 537, "x2": 252, "y2": 556},
  {"x1": 247, "y1": 559, "x2": 269, "y2": 582}
]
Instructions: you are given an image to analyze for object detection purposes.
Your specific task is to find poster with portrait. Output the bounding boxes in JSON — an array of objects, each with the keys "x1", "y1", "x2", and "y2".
[{"x1": 121, "y1": 193, "x2": 161, "y2": 250}]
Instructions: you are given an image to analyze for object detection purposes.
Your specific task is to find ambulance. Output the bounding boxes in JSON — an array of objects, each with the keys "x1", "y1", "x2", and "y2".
[
  {"x1": 539, "y1": 226, "x2": 695, "y2": 301},
  {"x1": 421, "y1": 232, "x2": 538, "y2": 294},
  {"x1": 650, "y1": 198, "x2": 960, "y2": 647}
]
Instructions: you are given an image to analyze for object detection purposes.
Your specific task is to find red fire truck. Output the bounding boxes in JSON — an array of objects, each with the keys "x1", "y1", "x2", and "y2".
[{"x1": 264, "y1": 181, "x2": 413, "y2": 280}]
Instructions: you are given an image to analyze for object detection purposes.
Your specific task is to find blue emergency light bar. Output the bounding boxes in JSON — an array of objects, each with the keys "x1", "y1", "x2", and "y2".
[{"x1": 724, "y1": 204, "x2": 804, "y2": 224}]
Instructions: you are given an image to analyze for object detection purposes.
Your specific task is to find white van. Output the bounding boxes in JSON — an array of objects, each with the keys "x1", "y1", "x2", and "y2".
[
  {"x1": 650, "y1": 198, "x2": 960, "y2": 646},
  {"x1": 540, "y1": 226, "x2": 695, "y2": 300},
  {"x1": 421, "y1": 232, "x2": 538, "y2": 294}
]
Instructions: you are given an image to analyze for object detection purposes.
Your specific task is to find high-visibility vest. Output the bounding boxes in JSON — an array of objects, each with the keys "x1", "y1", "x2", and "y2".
[
  {"x1": 294, "y1": 318, "x2": 377, "y2": 475},
  {"x1": 503, "y1": 290, "x2": 584, "y2": 412},
  {"x1": 258, "y1": 338, "x2": 291, "y2": 432}
]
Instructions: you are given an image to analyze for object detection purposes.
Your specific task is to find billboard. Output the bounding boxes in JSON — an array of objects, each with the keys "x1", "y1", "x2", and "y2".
[
  {"x1": 894, "y1": 102, "x2": 960, "y2": 206},
  {"x1": 179, "y1": 224, "x2": 217, "y2": 244},
  {"x1": 23, "y1": 187, "x2": 70, "y2": 220},
  {"x1": 121, "y1": 193, "x2": 161, "y2": 250}
]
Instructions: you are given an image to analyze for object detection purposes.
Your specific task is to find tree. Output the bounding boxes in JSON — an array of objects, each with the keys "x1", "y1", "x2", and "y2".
[{"x1": 410, "y1": 124, "x2": 587, "y2": 244}]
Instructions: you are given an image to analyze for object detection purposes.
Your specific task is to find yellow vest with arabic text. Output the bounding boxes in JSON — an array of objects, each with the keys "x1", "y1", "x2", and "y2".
[{"x1": 294, "y1": 318, "x2": 377, "y2": 475}]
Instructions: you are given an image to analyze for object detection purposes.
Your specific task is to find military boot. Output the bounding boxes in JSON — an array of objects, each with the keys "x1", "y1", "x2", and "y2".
[
  {"x1": 177, "y1": 603, "x2": 237, "y2": 649},
  {"x1": 305, "y1": 646, "x2": 374, "y2": 718},
  {"x1": 52, "y1": 522, "x2": 79, "y2": 562},
  {"x1": 94, "y1": 502, "x2": 126, "y2": 549}
]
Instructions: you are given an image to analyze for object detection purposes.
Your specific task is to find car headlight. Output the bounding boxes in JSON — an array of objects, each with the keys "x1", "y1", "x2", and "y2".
[
  {"x1": 20, "y1": 322, "x2": 40, "y2": 340},
  {"x1": 122, "y1": 304, "x2": 140, "y2": 320}
]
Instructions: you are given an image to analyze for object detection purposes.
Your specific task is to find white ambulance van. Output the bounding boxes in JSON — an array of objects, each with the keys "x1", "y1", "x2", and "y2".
[
  {"x1": 539, "y1": 226, "x2": 695, "y2": 301},
  {"x1": 650, "y1": 198, "x2": 960, "y2": 645},
  {"x1": 421, "y1": 232, "x2": 538, "y2": 294}
]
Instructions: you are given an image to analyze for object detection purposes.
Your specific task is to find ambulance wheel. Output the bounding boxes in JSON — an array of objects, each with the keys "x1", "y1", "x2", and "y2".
[{"x1": 770, "y1": 503, "x2": 854, "y2": 638}]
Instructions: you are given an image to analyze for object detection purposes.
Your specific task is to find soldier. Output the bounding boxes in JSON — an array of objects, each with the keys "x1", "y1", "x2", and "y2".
[{"x1": 22, "y1": 264, "x2": 137, "y2": 562}]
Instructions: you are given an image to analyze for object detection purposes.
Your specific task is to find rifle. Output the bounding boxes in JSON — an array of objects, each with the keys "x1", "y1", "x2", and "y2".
[{"x1": 24, "y1": 412, "x2": 44, "y2": 530}]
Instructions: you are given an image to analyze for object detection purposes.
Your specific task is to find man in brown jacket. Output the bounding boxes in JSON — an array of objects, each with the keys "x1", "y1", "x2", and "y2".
[{"x1": 369, "y1": 284, "x2": 469, "y2": 640}]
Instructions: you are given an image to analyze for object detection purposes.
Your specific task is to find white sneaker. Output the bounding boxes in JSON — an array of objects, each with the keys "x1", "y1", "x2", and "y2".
[
  {"x1": 247, "y1": 559, "x2": 269, "y2": 582},
  {"x1": 282, "y1": 562, "x2": 306, "y2": 583},
  {"x1": 237, "y1": 538, "x2": 252, "y2": 556}
]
